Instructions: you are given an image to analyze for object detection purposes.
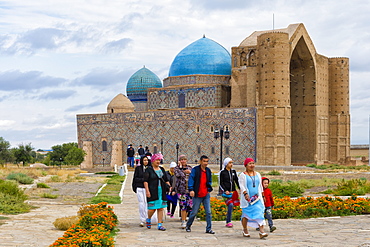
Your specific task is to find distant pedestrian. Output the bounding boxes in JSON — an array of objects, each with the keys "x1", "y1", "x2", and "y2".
[
  {"x1": 238, "y1": 158, "x2": 268, "y2": 239},
  {"x1": 132, "y1": 156, "x2": 152, "y2": 227},
  {"x1": 166, "y1": 162, "x2": 178, "y2": 218},
  {"x1": 134, "y1": 152, "x2": 140, "y2": 166},
  {"x1": 145, "y1": 147, "x2": 152, "y2": 160},
  {"x1": 185, "y1": 155, "x2": 215, "y2": 234},
  {"x1": 174, "y1": 154, "x2": 193, "y2": 229},
  {"x1": 144, "y1": 153, "x2": 170, "y2": 231},
  {"x1": 219, "y1": 157, "x2": 240, "y2": 228},
  {"x1": 138, "y1": 145, "x2": 145, "y2": 157},
  {"x1": 127, "y1": 144, "x2": 135, "y2": 168}
]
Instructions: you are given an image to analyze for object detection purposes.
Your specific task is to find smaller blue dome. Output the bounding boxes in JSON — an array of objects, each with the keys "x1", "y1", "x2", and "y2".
[
  {"x1": 126, "y1": 67, "x2": 162, "y2": 101},
  {"x1": 169, "y1": 37, "x2": 231, "y2": 77}
]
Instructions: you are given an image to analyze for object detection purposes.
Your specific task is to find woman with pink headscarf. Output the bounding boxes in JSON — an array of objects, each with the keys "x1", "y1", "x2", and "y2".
[
  {"x1": 238, "y1": 158, "x2": 268, "y2": 239},
  {"x1": 144, "y1": 153, "x2": 171, "y2": 231}
]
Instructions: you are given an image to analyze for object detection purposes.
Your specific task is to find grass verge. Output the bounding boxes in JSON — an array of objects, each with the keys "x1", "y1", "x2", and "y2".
[{"x1": 89, "y1": 174, "x2": 125, "y2": 204}]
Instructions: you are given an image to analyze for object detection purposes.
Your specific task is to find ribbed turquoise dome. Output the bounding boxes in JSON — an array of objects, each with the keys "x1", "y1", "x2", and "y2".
[
  {"x1": 126, "y1": 67, "x2": 162, "y2": 101},
  {"x1": 169, "y1": 37, "x2": 231, "y2": 77}
]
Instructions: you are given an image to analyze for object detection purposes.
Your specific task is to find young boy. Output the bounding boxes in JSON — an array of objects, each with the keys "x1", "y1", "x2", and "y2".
[{"x1": 257, "y1": 177, "x2": 277, "y2": 232}]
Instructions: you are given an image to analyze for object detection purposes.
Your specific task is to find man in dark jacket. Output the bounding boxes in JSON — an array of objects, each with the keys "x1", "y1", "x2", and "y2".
[
  {"x1": 127, "y1": 144, "x2": 135, "y2": 168},
  {"x1": 185, "y1": 155, "x2": 215, "y2": 234},
  {"x1": 138, "y1": 145, "x2": 145, "y2": 157}
]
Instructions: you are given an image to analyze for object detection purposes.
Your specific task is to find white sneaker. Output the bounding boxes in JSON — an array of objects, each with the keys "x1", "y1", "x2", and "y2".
[{"x1": 181, "y1": 221, "x2": 186, "y2": 229}]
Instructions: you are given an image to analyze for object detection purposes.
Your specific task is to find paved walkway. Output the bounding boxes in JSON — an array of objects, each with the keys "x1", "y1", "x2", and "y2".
[{"x1": 1, "y1": 171, "x2": 370, "y2": 246}]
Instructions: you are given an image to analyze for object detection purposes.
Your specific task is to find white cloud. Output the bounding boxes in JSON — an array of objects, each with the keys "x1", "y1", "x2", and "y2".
[{"x1": 0, "y1": 120, "x2": 16, "y2": 128}]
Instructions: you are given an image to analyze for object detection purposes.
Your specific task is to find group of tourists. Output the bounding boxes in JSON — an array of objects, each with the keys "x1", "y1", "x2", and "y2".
[
  {"x1": 132, "y1": 153, "x2": 276, "y2": 238},
  {"x1": 127, "y1": 144, "x2": 152, "y2": 168}
]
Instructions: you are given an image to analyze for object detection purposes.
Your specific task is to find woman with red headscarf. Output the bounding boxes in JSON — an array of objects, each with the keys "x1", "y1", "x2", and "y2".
[
  {"x1": 238, "y1": 158, "x2": 268, "y2": 239},
  {"x1": 144, "y1": 153, "x2": 171, "y2": 231}
]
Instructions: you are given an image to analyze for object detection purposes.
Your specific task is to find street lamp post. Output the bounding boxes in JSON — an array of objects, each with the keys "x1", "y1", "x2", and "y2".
[
  {"x1": 160, "y1": 139, "x2": 164, "y2": 164},
  {"x1": 214, "y1": 125, "x2": 230, "y2": 170},
  {"x1": 176, "y1": 143, "x2": 179, "y2": 162}
]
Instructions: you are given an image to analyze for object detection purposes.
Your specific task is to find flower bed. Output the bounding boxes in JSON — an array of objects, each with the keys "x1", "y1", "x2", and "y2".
[
  {"x1": 197, "y1": 196, "x2": 370, "y2": 220},
  {"x1": 50, "y1": 202, "x2": 118, "y2": 247}
]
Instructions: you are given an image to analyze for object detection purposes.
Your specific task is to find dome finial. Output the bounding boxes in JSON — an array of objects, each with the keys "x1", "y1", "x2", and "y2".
[
  {"x1": 143, "y1": 65, "x2": 146, "y2": 68},
  {"x1": 203, "y1": 34, "x2": 206, "y2": 38}
]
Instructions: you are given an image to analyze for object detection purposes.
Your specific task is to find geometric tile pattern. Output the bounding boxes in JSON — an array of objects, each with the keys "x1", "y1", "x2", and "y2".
[
  {"x1": 77, "y1": 107, "x2": 256, "y2": 167},
  {"x1": 163, "y1": 75, "x2": 230, "y2": 87},
  {"x1": 148, "y1": 86, "x2": 225, "y2": 110}
]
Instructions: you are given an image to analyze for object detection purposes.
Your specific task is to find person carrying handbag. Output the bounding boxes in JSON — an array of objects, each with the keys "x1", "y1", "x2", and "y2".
[{"x1": 219, "y1": 157, "x2": 240, "y2": 228}]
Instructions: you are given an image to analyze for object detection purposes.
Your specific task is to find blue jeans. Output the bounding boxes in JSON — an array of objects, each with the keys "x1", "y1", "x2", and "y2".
[
  {"x1": 128, "y1": 157, "x2": 134, "y2": 167},
  {"x1": 226, "y1": 202, "x2": 233, "y2": 223},
  {"x1": 186, "y1": 193, "x2": 212, "y2": 231},
  {"x1": 265, "y1": 206, "x2": 274, "y2": 227}
]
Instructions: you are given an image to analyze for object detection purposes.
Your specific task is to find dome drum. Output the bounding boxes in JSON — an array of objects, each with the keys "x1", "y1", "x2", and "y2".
[{"x1": 163, "y1": 74, "x2": 230, "y2": 87}]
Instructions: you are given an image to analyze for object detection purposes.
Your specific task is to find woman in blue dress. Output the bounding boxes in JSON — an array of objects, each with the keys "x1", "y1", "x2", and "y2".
[
  {"x1": 144, "y1": 153, "x2": 171, "y2": 231},
  {"x1": 238, "y1": 158, "x2": 268, "y2": 239}
]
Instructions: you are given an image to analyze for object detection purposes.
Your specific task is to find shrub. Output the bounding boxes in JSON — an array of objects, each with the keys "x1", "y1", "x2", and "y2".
[
  {"x1": 267, "y1": 170, "x2": 281, "y2": 175},
  {"x1": 37, "y1": 183, "x2": 50, "y2": 188},
  {"x1": 6, "y1": 172, "x2": 34, "y2": 184},
  {"x1": 50, "y1": 175, "x2": 62, "y2": 182},
  {"x1": 53, "y1": 216, "x2": 79, "y2": 230},
  {"x1": 331, "y1": 179, "x2": 370, "y2": 196},
  {"x1": 197, "y1": 196, "x2": 370, "y2": 221},
  {"x1": 78, "y1": 203, "x2": 118, "y2": 231},
  {"x1": 273, "y1": 196, "x2": 370, "y2": 218},
  {"x1": 269, "y1": 181, "x2": 304, "y2": 198},
  {"x1": 51, "y1": 202, "x2": 117, "y2": 247},
  {"x1": 0, "y1": 180, "x2": 33, "y2": 214},
  {"x1": 40, "y1": 193, "x2": 58, "y2": 199}
]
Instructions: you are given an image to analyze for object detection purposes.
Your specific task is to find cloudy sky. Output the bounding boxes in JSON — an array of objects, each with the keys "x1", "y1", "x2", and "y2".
[{"x1": 0, "y1": 0, "x2": 369, "y2": 150}]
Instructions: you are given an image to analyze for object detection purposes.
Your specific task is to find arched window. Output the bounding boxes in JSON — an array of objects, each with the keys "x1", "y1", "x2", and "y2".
[
  {"x1": 102, "y1": 140, "x2": 107, "y2": 151},
  {"x1": 225, "y1": 146, "x2": 230, "y2": 155},
  {"x1": 178, "y1": 92, "x2": 185, "y2": 108},
  {"x1": 248, "y1": 50, "x2": 255, "y2": 66}
]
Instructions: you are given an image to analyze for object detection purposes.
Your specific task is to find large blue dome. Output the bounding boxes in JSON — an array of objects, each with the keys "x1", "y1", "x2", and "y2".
[
  {"x1": 169, "y1": 37, "x2": 231, "y2": 77},
  {"x1": 126, "y1": 67, "x2": 162, "y2": 101}
]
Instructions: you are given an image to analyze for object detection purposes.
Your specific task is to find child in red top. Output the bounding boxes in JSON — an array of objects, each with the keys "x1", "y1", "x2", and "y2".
[{"x1": 261, "y1": 177, "x2": 276, "y2": 232}]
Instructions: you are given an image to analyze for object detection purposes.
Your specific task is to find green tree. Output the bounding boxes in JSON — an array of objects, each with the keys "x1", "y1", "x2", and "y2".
[
  {"x1": 65, "y1": 146, "x2": 85, "y2": 166},
  {"x1": 48, "y1": 142, "x2": 85, "y2": 166},
  {"x1": 12, "y1": 143, "x2": 34, "y2": 166},
  {"x1": 0, "y1": 137, "x2": 12, "y2": 166}
]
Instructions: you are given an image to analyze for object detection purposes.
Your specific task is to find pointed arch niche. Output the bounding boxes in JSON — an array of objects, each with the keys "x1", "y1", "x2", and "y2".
[{"x1": 290, "y1": 37, "x2": 317, "y2": 163}]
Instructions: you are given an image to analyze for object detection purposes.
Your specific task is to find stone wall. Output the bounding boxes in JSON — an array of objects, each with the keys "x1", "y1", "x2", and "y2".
[{"x1": 77, "y1": 107, "x2": 256, "y2": 166}]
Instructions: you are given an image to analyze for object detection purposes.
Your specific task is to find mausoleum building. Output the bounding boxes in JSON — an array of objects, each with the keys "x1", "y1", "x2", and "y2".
[{"x1": 77, "y1": 23, "x2": 350, "y2": 168}]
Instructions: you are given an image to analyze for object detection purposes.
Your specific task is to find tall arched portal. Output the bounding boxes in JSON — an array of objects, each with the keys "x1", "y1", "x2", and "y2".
[{"x1": 290, "y1": 37, "x2": 316, "y2": 164}]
